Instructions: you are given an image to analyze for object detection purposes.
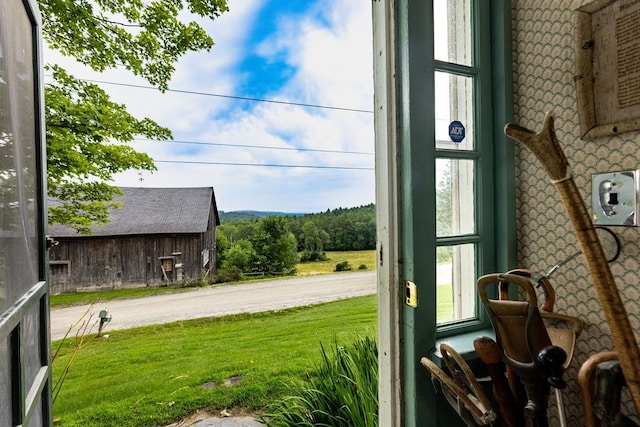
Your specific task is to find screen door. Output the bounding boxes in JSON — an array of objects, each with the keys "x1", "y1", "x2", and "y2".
[{"x1": 0, "y1": 0, "x2": 51, "y2": 425}]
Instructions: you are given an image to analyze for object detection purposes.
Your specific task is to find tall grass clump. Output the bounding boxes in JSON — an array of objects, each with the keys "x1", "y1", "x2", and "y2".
[{"x1": 260, "y1": 336, "x2": 378, "y2": 427}]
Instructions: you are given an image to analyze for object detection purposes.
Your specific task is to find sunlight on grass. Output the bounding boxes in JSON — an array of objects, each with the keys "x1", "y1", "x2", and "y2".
[
  {"x1": 436, "y1": 283, "x2": 454, "y2": 323},
  {"x1": 296, "y1": 250, "x2": 376, "y2": 275},
  {"x1": 52, "y1": 295, "x2": 377, "y2": 427}
]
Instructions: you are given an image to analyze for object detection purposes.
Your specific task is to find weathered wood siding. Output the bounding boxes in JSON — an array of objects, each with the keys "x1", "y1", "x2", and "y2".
[
  {"x1": 48, "y1": 193, "x2": 218, "y2": 293},
  {"x1": 49, "y1": 230, "x2": 215, "y2": 293},
  {"x1": 204, "y1": 201, "x2": 218, "y2": 275}
]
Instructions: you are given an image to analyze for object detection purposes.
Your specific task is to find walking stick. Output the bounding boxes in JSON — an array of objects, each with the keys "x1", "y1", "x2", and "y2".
[
  {"x1": 579, "y1": 351, "x2": 619, "y2": 427},
  {"x1": 474, "y1": 336, "x2": 523, "y2": 427},
  {"x1": 504, "y1": 112, "x2": 640, "y2": 416}
]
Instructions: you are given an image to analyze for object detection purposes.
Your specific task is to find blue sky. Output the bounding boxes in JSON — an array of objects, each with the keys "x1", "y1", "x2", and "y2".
[{"x1": 45, "y1": 0, "x2": 375, "y2": 213}]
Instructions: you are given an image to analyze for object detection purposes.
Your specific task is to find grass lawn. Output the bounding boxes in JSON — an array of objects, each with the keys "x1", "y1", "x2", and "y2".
[
  {"x1": 52, "y1": 295, "x2": 377, "y2": 427},
  {"x1": 437, "y1": 283, "x2": 454, "y2": 323},
  {"x1": 296, "y1": 250, "x2": 376, "y2": 275}
]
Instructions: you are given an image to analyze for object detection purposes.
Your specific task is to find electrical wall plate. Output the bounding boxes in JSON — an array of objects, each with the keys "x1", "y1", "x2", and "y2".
[{"x1": 592, "y1": 169, "x2": 640, "y2": 226}]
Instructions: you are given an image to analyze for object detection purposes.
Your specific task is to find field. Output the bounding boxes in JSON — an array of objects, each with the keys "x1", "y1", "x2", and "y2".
[{"x1": 296, "y1": 250, "x2": 376, "y2": 275}]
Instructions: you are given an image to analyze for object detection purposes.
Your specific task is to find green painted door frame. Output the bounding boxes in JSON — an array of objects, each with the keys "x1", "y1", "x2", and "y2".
[{"x1": 373, "y1": 1, "x2": 515, "y2": 426}]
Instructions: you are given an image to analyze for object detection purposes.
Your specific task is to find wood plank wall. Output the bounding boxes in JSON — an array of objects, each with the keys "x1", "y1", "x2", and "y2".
[{"x1": 49, "y1": 232, "x2": 212, "y2": 293}]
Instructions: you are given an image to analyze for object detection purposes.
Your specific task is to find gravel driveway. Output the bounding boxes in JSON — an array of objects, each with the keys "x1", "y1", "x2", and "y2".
[{"x1": 50, "y1": 270, "x2": 377, "y2": 340}]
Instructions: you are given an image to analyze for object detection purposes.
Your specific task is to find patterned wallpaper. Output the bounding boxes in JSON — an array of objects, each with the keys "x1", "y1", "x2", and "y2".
[{"x1": 512, "y1": 1, "x2": 640, "y2": 424}]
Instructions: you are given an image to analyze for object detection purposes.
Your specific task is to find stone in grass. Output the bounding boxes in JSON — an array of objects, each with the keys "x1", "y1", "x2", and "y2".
[{"x1": 223, "y1": 375, "x2": 243, "y2": 387}]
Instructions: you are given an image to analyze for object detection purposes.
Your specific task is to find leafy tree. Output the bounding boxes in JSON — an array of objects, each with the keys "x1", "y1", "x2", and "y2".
[
  {"x1": 300, "y1": 220, "x2": 329, "y2": 253},
  {"x1": 45, "y1": 66, "x2": 170, "y2": 232},
  {"x1": 251, "y1": 216, "x2": 298, "y2": 275},
  {"x1": 215, "y1": 229, "x2": 229, "y2": 269},
  {"x1": 40, "y1": 0, "x2": 229, "y2": 232},
  {"x1": 222, "y1": 239, "x2": 256, "y2": 273}
]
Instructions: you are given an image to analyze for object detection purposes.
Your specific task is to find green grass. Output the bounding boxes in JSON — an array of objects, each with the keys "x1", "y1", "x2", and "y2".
[
  {"x1": 259, "y1": 336, "x2": 378, "y2": 426},
  {"x1": 52, "y1": 295, "x2": 377, "y2": 427},
  {"x1": 437, "y1": 283, "x2": 454, "y2": 323},
  {"x1": 50, "y1": 286, "x2": 189, "y2": 308},
  {"x1": 296, "y1": 250, "x2": 376, "y2": 275}
]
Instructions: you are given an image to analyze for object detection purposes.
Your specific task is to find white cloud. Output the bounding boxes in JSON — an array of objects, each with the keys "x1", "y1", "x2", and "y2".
[{"x1": 46, "y1": 0, "x2": 374, "y2": 213}]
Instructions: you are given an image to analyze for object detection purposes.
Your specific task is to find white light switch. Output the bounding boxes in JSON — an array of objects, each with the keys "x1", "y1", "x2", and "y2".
[{"x1": 592, "y1": 170, "x2": 639, "y2": 226}]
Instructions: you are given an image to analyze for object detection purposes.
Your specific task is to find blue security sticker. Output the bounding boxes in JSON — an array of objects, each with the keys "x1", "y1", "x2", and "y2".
[{"x1": 448, "y1": 120, "x2": 465, "y2": 143}]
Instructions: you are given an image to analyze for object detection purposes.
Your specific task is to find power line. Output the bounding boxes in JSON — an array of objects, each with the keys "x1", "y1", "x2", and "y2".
[
  {"x1": 153, "y1": 160, "x2": 374, "y2": 170},
  {"x1": 72, "y1": 77, "x2": 375, "y2": 114},
  {"x1": 136, "y1": 138, "x2": 374, "y2": 155}
]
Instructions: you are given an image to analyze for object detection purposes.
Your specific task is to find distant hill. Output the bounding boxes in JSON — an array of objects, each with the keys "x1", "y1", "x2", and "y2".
[{"x1": 220, "y1": 210, "x2": 305, "y2": 222}]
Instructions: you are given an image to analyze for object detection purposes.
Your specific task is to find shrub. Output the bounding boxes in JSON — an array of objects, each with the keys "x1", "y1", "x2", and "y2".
[
  {"x1": 179, "y1": 270, "x2": 211, "y2": 288},
  {"x1": 299, "y1": 249, "x2": 312, "y2": 262},
  {"x1": 260, "y1": 336, "x2": 378, "y2": 427},
  {"x1": 300, "y1": 250, "x2": 328, "y2": 262},
  {"x1": 358, "y1": 264, "x2": 367, "y2": 270},
  {"x1": 334, "y1": 261, "x2": 352, "y2": 272},
  {"x1": 212, "y1": 266, "x2": 243, "y2": 284}
]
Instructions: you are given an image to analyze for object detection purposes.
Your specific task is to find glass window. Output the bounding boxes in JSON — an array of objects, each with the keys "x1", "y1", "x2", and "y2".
[
  {"x1": 436, "y1": 158, "x2": 475, "y2": 237},
  {"x1": 436, "y1": 244, "x2": 476, "y2": 323},
  {"x1": 434, "y1": 2, "x2": 484, "y2": 329},
  {"x1": 435, "y1": 72, "x2": 474, "y2": 151},
  {"x1": 434, "y1": 0, "x2": 473, "y2": 66}
]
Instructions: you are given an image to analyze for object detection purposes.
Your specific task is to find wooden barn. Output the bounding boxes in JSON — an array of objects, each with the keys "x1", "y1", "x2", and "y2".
[{"x1": 48, "y1": 187, "x2": 220, "y2": 293}]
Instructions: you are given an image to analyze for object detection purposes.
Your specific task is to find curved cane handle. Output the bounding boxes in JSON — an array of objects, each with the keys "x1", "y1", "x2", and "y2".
[
  {"x1": 420, "y1": 356, "x2": 495, "y2": 424},
  {"x1": 504, "y1": 112, "x2": 570, "y2": 183},
  {"x1": 507, "y1": 268, "x2": 556, "y2": 313}
]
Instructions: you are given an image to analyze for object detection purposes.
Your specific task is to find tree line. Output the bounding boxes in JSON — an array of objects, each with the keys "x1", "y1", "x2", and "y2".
[{"x1": 215, "y1": 204, "x2": 375, "y2": 280}]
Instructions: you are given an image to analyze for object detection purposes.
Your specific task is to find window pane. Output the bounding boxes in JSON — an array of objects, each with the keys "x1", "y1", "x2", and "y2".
[
  {"x1": 436, "y1": 158, "x2": 475, "y2": 237},
  {"x1": 435, "y1": 72, "x2": 474, "y2": 150},
  {"x1": 437, "y1": 244, "x2": 476, "y2": 324},
  {"x1": 0, "y1": 0, "x2": 39, "y2": 309},
  {"x1": 434, "y1": 0, "x2": 473, "y2": 66}
]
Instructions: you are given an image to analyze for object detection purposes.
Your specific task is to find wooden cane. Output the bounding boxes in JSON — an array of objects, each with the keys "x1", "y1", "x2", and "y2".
[
  {"x1": 505, "y1": 112, "x2": 640, "y2": 416},
  {"x1": 578, "y1": 351, "x2": 618, "y2": 427},
  {"x1": 473, "y1": 336, "x2": 523, "y2": 427}
]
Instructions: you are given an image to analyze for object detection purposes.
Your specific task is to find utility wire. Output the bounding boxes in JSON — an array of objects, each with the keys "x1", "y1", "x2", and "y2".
[
  {"x1": 72, "y1": 77, "x2": 375, "y2": 114},
  {"x1": 135, "y1": 138, "x2": 374, "y2": 155},
  {"x1": 153, "y1": 159, "x2": 374, "y2": 170}
]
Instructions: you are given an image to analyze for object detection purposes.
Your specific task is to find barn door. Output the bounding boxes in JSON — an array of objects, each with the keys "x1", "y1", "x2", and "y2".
[{"x1": 0, "y1": 0, "x2": 52, "y2": 426}]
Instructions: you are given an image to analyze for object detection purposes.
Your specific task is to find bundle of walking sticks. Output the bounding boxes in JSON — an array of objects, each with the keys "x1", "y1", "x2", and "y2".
[{"x1": 422, "y1": 113, "x2": 640, "y2": 427}]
